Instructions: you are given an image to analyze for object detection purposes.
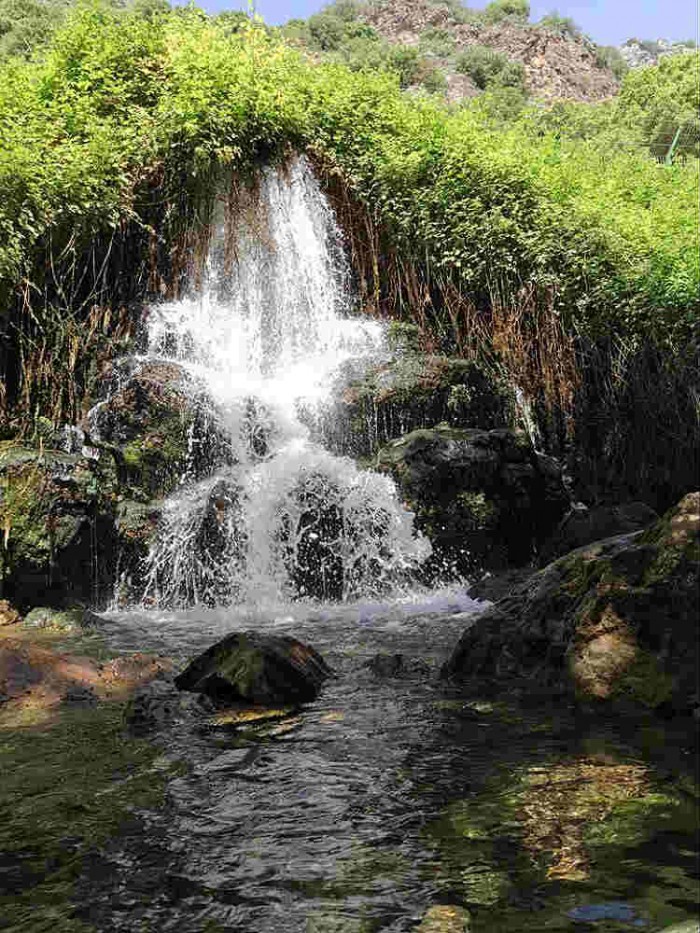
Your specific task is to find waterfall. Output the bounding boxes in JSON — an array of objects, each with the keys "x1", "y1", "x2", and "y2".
[{"x1": 137, "y1": 157, "x2": 430, "y2": 608}]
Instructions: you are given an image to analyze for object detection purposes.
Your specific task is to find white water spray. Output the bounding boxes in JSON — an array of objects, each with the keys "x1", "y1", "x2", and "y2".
[{"x1": 138, "y1": 158, "x2": 430, "y2": 608}]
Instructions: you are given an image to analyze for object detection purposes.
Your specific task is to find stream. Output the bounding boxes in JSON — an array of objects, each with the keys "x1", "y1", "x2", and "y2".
[{"x1": 83, "y1": 598, "x2": 698, "y2": 932}]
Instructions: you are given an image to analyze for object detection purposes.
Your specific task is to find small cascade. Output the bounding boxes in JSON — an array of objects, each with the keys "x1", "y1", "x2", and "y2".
[{"x1": 135, "y1": 157, "x2": 429, "y2": 608}]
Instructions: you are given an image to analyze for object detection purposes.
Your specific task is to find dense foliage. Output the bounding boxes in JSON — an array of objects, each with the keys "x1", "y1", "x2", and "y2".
[
  {"x1": 526, "y1": 51, "x2": 700, "y2": 161},
  {"x1": 0, "y1": 4, "x2": 696, "y2": 348}
]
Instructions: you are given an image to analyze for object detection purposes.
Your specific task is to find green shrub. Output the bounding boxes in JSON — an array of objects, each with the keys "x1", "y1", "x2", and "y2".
[
  {"x1": 615, "y1": 53, "x2": 700, "y2": 159},
  {"x1": 388, "y1": 45, "x2": 424, "y2": 87},
  {"x1": 0, "y1": 0, "x2": 69, "y2": 59},
  {"x1": 420, "y1": 64, "x2": 449, "y2": 94},
  {"x1": 595, "y1": 44, "x2": 629, "y2": 80},
  {"x1": 456, "y1": 45, "x2": 525, "y2": 91},
  {"x1": 476, "y1": 85, "x2": 528, "y2": 121},
  {"x1": 419, "y1": 27, "x2": 456, "y2": 57},
  {"x1": 0, "y1": 2, "x2": 696, "y2": 368},
  {"x1": 214, "y1": 10, "x2": 252, "y2": 35},
  {"x1": 483, "y1": 0, "x2": 530, "y2": 25},
  {"x1": 538, "y1": 11, "x2": 582, "y2": 39}
]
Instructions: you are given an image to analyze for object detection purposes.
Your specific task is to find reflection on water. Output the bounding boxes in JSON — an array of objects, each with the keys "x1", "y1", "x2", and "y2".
[{"x1": 80, "y1": 600, "x2": 699, "y2": 932}]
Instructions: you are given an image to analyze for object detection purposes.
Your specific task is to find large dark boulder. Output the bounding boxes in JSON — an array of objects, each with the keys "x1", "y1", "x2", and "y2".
[
  {"x1": 89, "y1": 361, "x2": 230, "y2": 500},
  {"x1": 376, "y1": 426, "x2": 569, "y2": 576},
  {"x1": 443, "y1": 493, "x2": 700, "y2": 714},
  {"x1": 540, "y1": 501, "x2": 659, "y2": 563},
  {"x1": 175, "y1": 632, "x2": 332, "y2": 706}
]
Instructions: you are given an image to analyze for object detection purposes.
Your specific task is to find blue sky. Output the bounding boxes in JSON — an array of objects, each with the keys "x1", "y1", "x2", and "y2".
[{"x1": 172, "y1": 0, "x2": 698, "y2": 45}]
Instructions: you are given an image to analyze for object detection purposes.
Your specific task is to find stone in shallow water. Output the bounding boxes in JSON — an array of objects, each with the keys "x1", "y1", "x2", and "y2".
[{"x1": 175, "y1": 631, "x2": 332, "y2": 706}]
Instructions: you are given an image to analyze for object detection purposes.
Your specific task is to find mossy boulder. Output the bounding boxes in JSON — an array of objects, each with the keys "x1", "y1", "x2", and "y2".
[
  {"x1": 89, "y1": 361, "x2": 228, "y2": 500},
  {"x1": 175, "y1": 631, "x2": 332, "y2": 706},
  {"x1": 443, "y1": 493, "x2": 700, "y2": 713},
  {"x1": 376, "y1": 425, "x2": 569, "y2": 576},
  {"x1": 328, "y1": 353, "x2": 516, "y2": 457},
  {"x1": 0, "y1": 443, "x2": 119, "y2": 607}
]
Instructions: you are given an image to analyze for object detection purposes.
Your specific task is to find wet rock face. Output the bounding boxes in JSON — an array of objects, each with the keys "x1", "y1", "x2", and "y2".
[
  {"x1": 376, "y1": 425, "x2": 569, "y2": 576},
  {"x1": 443, "y1": 493, "x2": 700, "y2": 713},
  {"x1": 0, "y1": 444, "x2": 119, "y2": 607},
  {"x1": 90, "y1": 362, "x2": 194, "y2": 500},
  {"x1": 328, "y1": 353, "x2": 515, "y2": 458},
  {"x1": 175, "y1": 632, "x2": 332, "y2": 706},
  {"x1": 540, "y1": 501, "x2": 659, "y2": 564},
  {"x1": 90, "y1": 362, "x2": 230, "y2": 500}
]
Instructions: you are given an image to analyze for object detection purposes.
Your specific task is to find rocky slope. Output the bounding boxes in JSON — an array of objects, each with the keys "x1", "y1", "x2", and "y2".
[
  {"x1": 620, "y1": 38, "x2": 698, "y2": 69},
  {"x1": 359, "y1": 0, "x2": 619, "y2": 101}
]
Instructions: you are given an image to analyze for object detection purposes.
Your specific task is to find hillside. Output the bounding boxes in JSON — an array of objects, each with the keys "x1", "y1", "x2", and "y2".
[
  {"x1": 359, "y1": 0, "x2": 619, "y2": 101},
  {"x1": 281, "y1": 0, "x2": 623, "y2": 103}
]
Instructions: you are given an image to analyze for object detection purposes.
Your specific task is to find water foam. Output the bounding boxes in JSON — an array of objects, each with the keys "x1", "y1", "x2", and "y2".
[{"x1": 137, "y1": 157, "x2": 430, "y2": 608}]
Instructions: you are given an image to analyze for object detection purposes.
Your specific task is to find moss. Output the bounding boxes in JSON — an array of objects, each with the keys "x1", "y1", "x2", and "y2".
[
  {"x1": 348, "y1": 356, "x2": 516, "y2": 457},
  {"x1": 215, "y1": 637, "x2": 265, "y2": 695},
  {"x1": 611, "y1": 648, "x2": 674, "y2": 708},
  {"x1": 120, "y1": 407, "x2": 192, "y2": 498},
  {"x1": 23, "y1": 606, "x2": 87, "y2": 633},
  {"x1": 559, "y1": 552, "x2": 610, "y2": 599},
  {"x1": 455, "y1": 491, "x2": 498, "y2": 527},
  {"x1": 0, "y1": 445, "x2": 118, "y2": 589}
]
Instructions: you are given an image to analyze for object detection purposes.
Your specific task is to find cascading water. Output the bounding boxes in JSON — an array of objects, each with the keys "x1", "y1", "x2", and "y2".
[
  {"x1": 136, "y1": 157, "x2": 430, "y2": 608},
  {"x1": 79, "y1": 160, "x2": 698, "y2": 933}
]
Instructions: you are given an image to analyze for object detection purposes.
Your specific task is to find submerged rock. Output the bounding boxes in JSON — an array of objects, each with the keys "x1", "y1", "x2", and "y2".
[
  {"x1": 124, "y1": 679, "x2": 186, "y2": 734},
  {"x1": 443, "y1": 493, "x2": 700, "y2": 713},
  {"x1": 175, "y1": 632, "x2": 332, "y2": 706},
  {"x1": 376, "y1": 425, "x2": 569, "y2": 575}
]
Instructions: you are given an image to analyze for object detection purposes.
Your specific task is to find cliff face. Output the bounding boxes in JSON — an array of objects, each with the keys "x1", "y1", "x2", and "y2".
[{"x1": 360, "y1": 0, "x2": 619, "y2": 101}]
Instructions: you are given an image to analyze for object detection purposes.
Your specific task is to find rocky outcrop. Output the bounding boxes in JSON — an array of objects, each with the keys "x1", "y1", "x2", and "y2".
[
  {"x1": 361, "y1": 0, "x2": 619, "y2": 101},
  {"x1": 175, "y1": 632, "x2": 332, "y2": 706},
  {"x1": 620, "y1": 39, "x2": 696, "y2": 69},
  {"x1": 331, "y1": 352, "x2": 515, "y2": 457},
  {"x1": 443, "y1": 493, "x2": 700, "y2": 713},
  {"x1": 540, "y1": 501, "x2": 658, "y2": 564},
  {"x1": 90, "y1": 361, "x2": 227, "y2": 500},
  {"x1": 376, "y1": 425, "x2": 569, "y2": 575},
  {"x1": 0, "y1": 443, "x2": 119, "y2": 607}
]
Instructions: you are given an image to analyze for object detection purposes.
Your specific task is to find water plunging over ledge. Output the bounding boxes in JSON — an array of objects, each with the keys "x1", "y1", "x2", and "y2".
[{"x1": 135, "y1": 157, "x2": 430, "y2": 609}]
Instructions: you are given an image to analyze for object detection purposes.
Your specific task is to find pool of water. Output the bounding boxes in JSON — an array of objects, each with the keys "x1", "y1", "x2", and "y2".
[{"x1": 77, "y1": 597, "x2": 700, "y2": 932}]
